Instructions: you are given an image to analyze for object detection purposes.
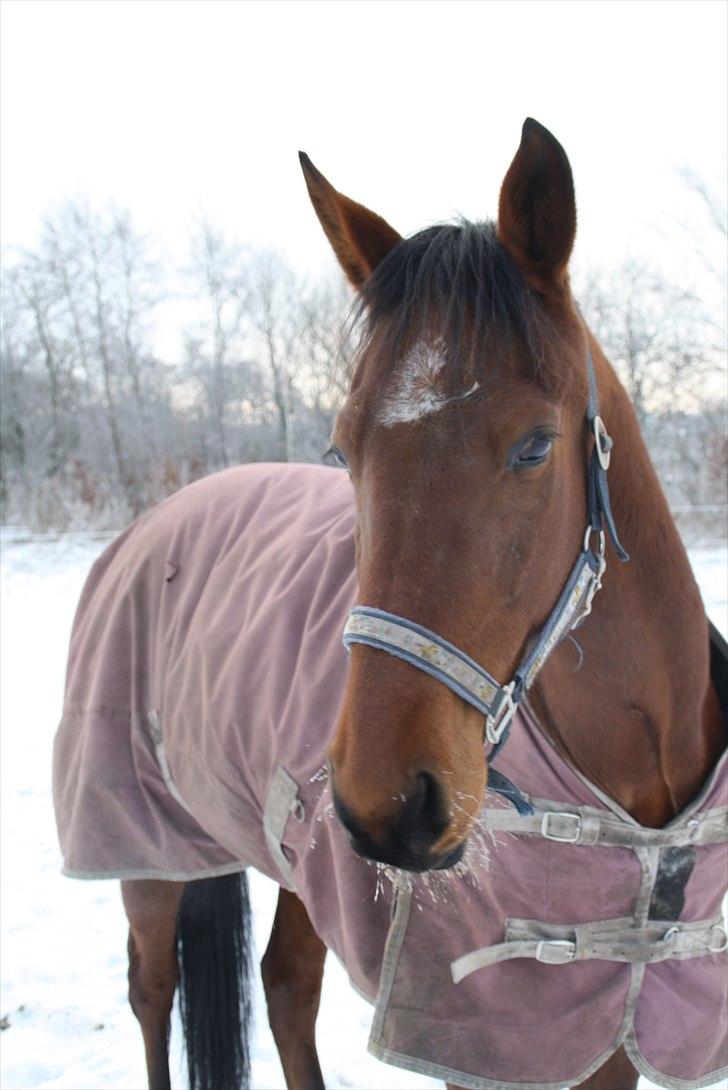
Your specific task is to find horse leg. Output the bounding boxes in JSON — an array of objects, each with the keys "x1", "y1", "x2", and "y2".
[
  {"x1": 446, "y1": 1044, "x2": 639, "y2": 1090},
  {"x1": 572, "y1": 1046, "x2": 639, "y2": 1090},
  {"x1": 261, "y1": 886, "x2": 327, "y2": 1090},
  {"x1": 121, "y1": 879, "x2": 185, "y2": 1090}
]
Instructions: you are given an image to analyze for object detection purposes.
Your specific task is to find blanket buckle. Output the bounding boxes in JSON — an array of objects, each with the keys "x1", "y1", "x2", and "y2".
[
  {"x1": 535, "y1": 939, "x2": 576, "y2": 964},
  {"x1": 541, "y1": 811, "x2": 582, "y2": 843}
]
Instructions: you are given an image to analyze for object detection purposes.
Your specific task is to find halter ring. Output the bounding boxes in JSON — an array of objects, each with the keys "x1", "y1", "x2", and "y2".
[
  {"x1": 485, "y1": 682, "x2": 517, "y2": 745},
  {"x1": 583, "y1": 526, "x2": 606, "y2": 557}
]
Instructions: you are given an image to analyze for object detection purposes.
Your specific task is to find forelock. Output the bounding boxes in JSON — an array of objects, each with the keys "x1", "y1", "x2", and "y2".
[{"x1": 352, "y1": 220, "x2": 561, "y2": 391}]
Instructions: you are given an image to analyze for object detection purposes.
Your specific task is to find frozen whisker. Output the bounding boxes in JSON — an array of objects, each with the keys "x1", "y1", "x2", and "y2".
[
  {"x1": 473, "y1": 815, "x2": 518, "y2": 850},
  {"x1": 367, "y1": 861, "x2": 414, "y2": 904},
  {"x1": 451, "y1": 802, "x2": 473, "y2": 818},
  {"x1": 454, "y1": 791, "x2": 479, "y2": 803},
  {"x1": 451, "y1": 379, "x2": 482, "y2": 403},
  {"x1": 460, "y1": 827, "x2": 492, "y2": 881}
]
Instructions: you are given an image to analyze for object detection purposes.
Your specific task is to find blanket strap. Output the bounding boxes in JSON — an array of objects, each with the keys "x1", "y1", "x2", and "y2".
[
  {"x1": 480, "y1": 805, "x2": 728, "y2": 848},
  {"x1": 451, "y1": 915, "x2": 728, "y2": 983}
]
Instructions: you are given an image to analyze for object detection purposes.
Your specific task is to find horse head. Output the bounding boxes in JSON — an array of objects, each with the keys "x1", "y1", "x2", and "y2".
[{"x1": 301, "y1": 119, "x2": 598, "y2": 871}]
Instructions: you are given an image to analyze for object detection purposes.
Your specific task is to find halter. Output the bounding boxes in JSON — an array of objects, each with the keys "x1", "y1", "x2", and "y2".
[{"x1": 342, "y1": 346, "x2": 629, "y2": 816}]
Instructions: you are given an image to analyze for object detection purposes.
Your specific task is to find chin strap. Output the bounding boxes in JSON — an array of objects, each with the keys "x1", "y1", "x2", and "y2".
[{"x1": 342, "y1": 340, "x2": 629, "y2": 814}]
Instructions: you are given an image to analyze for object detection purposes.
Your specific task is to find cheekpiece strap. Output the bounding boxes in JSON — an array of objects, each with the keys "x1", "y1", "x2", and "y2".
[
  {"x1": 585, "y1": 348, "x2": 629, "y2": 562},
  {"x1": 513, "y1": 546, "x2": 604, "y2": 692}
]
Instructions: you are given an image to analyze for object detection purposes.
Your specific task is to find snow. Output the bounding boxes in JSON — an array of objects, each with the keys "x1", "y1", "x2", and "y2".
[{"x1": 1, "y1": 529, "x2": 725, "y2": 1090}]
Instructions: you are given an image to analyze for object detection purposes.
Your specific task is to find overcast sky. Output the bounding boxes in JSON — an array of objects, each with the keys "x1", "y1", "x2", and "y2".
[{"x1": 2, "y1": 0, "x2": 726, "y2": 294}]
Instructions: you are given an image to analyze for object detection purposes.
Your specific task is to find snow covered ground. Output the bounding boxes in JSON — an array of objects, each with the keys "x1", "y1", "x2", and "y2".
[{"x1": 1, "y1": 530, "x2": 726, "y2": 1090}]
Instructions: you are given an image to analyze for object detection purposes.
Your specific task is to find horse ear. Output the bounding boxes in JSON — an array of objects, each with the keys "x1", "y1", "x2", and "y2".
[
  {"x1": 498, "y1": 118, "x2": 576, "y2": 296},
  {"x1": 299, "y1": 152, "x2": 402, "y2": 290}
]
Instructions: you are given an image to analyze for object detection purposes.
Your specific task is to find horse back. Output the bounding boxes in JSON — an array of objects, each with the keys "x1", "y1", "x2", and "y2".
[{"x1": 53, "y1": 462, "x2": 357, "y2": 880}]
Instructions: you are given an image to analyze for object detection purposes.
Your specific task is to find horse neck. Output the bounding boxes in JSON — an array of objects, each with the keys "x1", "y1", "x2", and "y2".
[{"x1": 529, "y1": 346, "x2": 725, "y2": 828}]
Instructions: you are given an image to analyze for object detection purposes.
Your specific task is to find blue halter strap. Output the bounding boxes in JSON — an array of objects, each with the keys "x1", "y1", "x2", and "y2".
[{"x1": 343, "y1": 346, "x2": 628, "y2": 815}]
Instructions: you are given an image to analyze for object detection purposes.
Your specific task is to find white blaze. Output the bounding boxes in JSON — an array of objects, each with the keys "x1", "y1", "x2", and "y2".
[{"x1": 378, "y1": 339, "x2": 449, "y2": 427}]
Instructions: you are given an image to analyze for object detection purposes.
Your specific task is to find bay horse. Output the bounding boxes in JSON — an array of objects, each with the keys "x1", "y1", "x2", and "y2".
[{"x1": 53, "y1": 119, "x2": 727, "y2": 1090}]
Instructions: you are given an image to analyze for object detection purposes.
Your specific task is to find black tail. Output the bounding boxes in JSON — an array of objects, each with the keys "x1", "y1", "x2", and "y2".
[{"x1": 177, "y1": 871, "x2": 253, "y2": 1090}]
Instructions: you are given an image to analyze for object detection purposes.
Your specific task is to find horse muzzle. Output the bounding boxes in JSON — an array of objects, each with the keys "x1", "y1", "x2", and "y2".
[{"x1": 331, "y1": 770, "x2": 466, "y2": 872}]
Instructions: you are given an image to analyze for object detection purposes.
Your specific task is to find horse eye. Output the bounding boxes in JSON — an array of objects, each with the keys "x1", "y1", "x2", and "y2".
[
  {"x1": 512, "y1": 432, "x2": 554, "y2": 470},
  {"x1": 327, "y1": 445, "x2": 349, "y2": 470}
]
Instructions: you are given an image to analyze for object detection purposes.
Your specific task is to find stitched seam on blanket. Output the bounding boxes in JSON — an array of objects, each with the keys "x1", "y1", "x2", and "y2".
[
  {"x1": 62, "y1": 861, "x2": 248, "y2": 882},
  {"x1": 624, "y1": 1031, "x2": 728, "y2": 1090},
  {"x1": 367, "y1": 1039, "x2": 635, "y2": 1090},
  {"x1": 62, "y1": 705, "x2": 132, "y2": 718}
]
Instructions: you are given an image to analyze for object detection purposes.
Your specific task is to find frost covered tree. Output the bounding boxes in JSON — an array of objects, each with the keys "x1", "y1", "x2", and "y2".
[
  {"x1": 1, "y1": 200, "x2": 166, "y2": 525},
  {"x1": 2, "y1": 195, "x2": 721, "y2": 538},
  {"x1": 579, "y1": 258, "x2": 726, "y2": 541}
]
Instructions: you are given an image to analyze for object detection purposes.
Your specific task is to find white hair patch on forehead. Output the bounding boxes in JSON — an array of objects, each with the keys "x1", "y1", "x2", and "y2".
[{"x1": 377, "y1": 339, "x2": 450, "y2": 427}]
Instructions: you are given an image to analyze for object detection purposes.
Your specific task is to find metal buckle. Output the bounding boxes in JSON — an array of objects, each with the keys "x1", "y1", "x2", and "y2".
[
  {"x1": 658, "y1": 925, "x2": 680, "y2": 948},
  {"x1": 485, "y1": 682, "x2": 516, "y2": 745},
  {"x1": 572, "y1": 529, "x2": 607, "y2": 629},
  {"x1": 593, "y1": 415, "x2": 612, "y2": 470},
  {"x1": 541, "y1": 812, "x2": 582, "y2": 843},
  {"x1": 535, "y1": 939, "x2": 576, "y2": 964}
]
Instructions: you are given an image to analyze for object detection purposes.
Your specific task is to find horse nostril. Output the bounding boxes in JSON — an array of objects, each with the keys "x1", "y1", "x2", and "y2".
[
  {"x1": 330, "y1": 771, "x2": 452, "y2": 868},
  {"x1": 331, "y1": 789, "x2": 368, "y2": 843},
  {"x1": 405, "y1": 771, "x2": 449, "y2": 848}
]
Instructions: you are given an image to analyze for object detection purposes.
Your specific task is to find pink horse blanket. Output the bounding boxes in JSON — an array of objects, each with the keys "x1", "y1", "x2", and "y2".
[{"x1": 53, "y1": 463, "x2": 727, "y2": 1089}]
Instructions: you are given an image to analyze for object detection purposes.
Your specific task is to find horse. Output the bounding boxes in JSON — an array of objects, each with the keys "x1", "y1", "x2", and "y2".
[{"x1": 52, "y1": 118, "x2": 727, "y2": 1090}]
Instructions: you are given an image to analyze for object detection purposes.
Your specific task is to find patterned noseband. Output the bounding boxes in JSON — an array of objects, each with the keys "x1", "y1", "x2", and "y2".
[{"x1": 342, "y1": 344, "x2": 629, "y2": 815}]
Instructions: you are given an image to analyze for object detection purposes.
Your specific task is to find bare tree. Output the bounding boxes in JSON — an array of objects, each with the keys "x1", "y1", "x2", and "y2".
[
  {"x1": 183, "y1": 220, "x2": 258, "y2": 467},
  {"x1": 243, "y1": 250, "x2": 300, "y2": 461},
  {"x1": 0, "y1": 273, "x2": 29, "y2": 504},
  {"x1": 578, "y1": 257, "x2": 726, "y2": 541},
  {"x1": 297, "y1": 275, "x2": 354, "y2": 411},
  {"x1": 1, "y1": 199, "x2": 166, "y2": 525},
  {"x1": 4, "y1": 192, "x2": 717, "y2": 541},
  {"x1": 579, "y1": 259, "x2": 717, "y2": 424},
  {"x1": 676, "y1": 167, "x2": 727, "y2": 287}
]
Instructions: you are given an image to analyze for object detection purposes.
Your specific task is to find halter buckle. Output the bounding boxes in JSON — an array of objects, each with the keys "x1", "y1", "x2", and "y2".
[
  {"x1": 485, "y1": 682, "x2": 517, "y2": 745},
  {"x1": 592, "y1": 415, "x2": 613, "y2": 471}
]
